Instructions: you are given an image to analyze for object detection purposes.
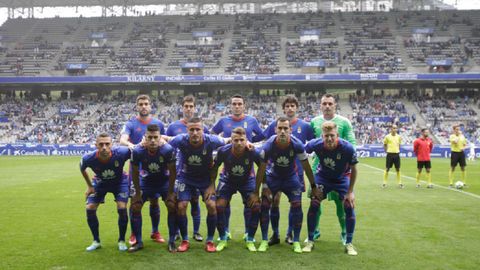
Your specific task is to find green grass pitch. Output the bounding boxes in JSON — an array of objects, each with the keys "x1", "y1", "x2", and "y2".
[{"x1": 0, "y1": 156, "x2": 479, "y2": 269}]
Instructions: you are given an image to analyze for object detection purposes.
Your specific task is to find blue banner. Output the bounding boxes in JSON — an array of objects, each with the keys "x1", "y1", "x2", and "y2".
[
  {"x1": 90, "y1": 32, "x2": 106, "y2": 39},
  {"x1": 0, "y1": 73, "x2": 479, "y2": 84},
  {"x1": 181, "y1": 62, "x2": 205, "y2": 68},
  {"x1": 303, "y1": 60, "x2": 325, "y2": 67},
  {"x1": 0, "y1": 144, "x2": 478, "y2": 158},
  {"x1": 427, "y1": 59, "x2": 453, "y2": 66},
  {"x1": 301, "y1": 29, "x2": 321, "y2": 36},
  {"x1": 65, "y1": 63, "x2": 89, "y2": 70},
  {"x1": 413, "y1": 28, "x2": 434, "y2": 34},
  {"x1": 361, "y1": 116, "x2": 409, "y2": 123},
  {"x1": 59, "y1": 108, "x2": 79, "y2": 115},
  {"x1": 193, "y1": 31, "x2": 213, "y2": 37},
  {"x1": 0, "y1": 117, "x2": 8, "y2": 122}
]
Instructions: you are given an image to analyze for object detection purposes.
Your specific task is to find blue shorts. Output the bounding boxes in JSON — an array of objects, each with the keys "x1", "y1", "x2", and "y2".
[
  {"x1": 140, "y1": 180, "x2": 169, "y2": 202},
  {"x1": 216, "y1": 178, "x2": 255, "y2": 204},
  {"x1": 266, "y1": 175, "x2": 303, "y2": 202},
  {"x1": 176, "y1": 179, "x2": 215, "y2": 202},
  {"x1": 87, "y1": 175, "x2": 129, "y2": 204},
  {"x1": 315, "y1": 175, "x2": 350, "y2": 200}
]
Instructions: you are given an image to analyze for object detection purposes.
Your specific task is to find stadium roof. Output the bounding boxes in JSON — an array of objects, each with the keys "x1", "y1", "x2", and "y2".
[{"x1": 0, "y1": 0, "x2": 297, "y2": 8}]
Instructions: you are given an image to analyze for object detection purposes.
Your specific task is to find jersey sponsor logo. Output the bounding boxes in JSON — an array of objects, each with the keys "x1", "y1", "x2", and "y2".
[
  {"x1": 101, "y1": 169, "x2": 116, "y2": 180},
  {"x1": 290, "y1": 150, "x2": 294, "y2": 157},
  {"x1": 323, "y1": 157, "x2": 336, "y2": 170},
  {"x1": 337, "y1": 154, "x2": 341, "y2": 160},
  {"x1": 245, "y1": 159, "x2": 249, "y2": 165},
  {"x1": 148, "y1": 163, "x2": 161, "y2": 173},
  {"x1": 188, "y1": 155, "x2": 202, "y2": 166},
  {"x1": 159, "y1": 156, "x2": 164, "y2": 163},
  {"x1": 232, "y1": 165, "x2": 245, "y2": 176},
  {"x1": 114, "y1": 160, "x2": 119, "y2": 167},
  {"x1": 243, "y1": 122, "x2": 248, "y2": 128},
  {"x1": 297, "y1": 127, "x2": 302, "y2": 134},
  {"x1": 276, "y1": 156, "x2": 290, "y2": 167}
]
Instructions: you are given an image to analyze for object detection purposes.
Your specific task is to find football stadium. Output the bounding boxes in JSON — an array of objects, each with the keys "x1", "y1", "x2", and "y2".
[{"x1": 0, "y1": 0, "x2": 479, "y2": 269}]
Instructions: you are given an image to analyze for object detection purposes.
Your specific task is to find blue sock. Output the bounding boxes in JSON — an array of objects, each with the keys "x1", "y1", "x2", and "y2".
[
  {"x1": 131, "y1": 210, "x2": 143, "y2": 244},
  {"x1": 177, "y1": 214, "x2": 189, "y2": 241},
  {"x1": 167, "y1": 211, "x2": 177, "y2": 243},
  {"x1": 260, "y1": 198, "x2": 271, "y2": 241},
  {"x1": 270, "y1": 206, "x2": 279, "y2": 237},
  {"x1": 150, "y1": 204, "x2": 160, "y2": 233},
  {"x1": 286, "y1": 208, "x2": 293, "y2": 236},
  {"x1": 224, "y1": 204, "x2": 231, "y2": 233},
  {"x1": 307, "y1": 199, "x2": 320, "y2": 241},
  {"x1": 117, "y1": 208, "x2": 128, "y2": 242},
  {"x1": 206, "y1": 214, "x2": 217, "y2": 242},
  {"x1": 216, "y1": 205, "x2": 226, "y2": 240},
  {"x1": 290, "y1": 201, "x2": 303, "y2": 242},
  {"x1": 191, "y1": 198, "x2": 201, "y2": 234},
  {"x1": 247, "y1": 203, "x2": 261, "y2": 241},
  {"x1": 243, "y1": 206, "x2": 251, "y2": 234},
  {"x1": 86, "y1": 209, "x2": 100, "y2": 242},
  {"x1": 345, "y1": 204, "x2": 356, "y2": 244}
]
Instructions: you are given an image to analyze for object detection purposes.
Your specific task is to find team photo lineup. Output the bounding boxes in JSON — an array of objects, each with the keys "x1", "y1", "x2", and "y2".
[
  {"x1": 79, "y1": 92, "x2": 473, "y2": 257},
  {"x1": 1, "y1": 1, "x2": 480, "y2": 269}
]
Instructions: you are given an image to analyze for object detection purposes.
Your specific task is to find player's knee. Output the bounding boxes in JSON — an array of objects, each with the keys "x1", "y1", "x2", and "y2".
[
  {"x1": 86, "y1": 203, "x2": 98, "y2": 210},
  {"x1": 116, "y1": 201, "x2": 127, "y2": 209},
  {"x1": 261, "y1": 198, "x2": 271, "y2": 210},
  {"x1": 250, "y1": 202, "x2": 261, "y2": 213},
  {"x1": 205, "y1": 201, "x2": 216, "y2": 214},
  {"x1": 131, "y1": 202, "x2": 142, "y2": 213},
  {"x1": 216, "y1": 198, "x2": 227, "y2": 209},
  {"x1": 310, "y1": 198, "x2": 321, "y2": 208},
  {"x1": 191, "y1": 196, "x2": 199, "y2": 205},
  {"x1": 149, "y1": 199, "x2": 159, "y2": 207},
  {"x1": 177, "y1": 201, "x2": 188, "y2": 214},
  {"x1": 273, "y1": 193, "x2": 281, "y2": 206},
  {"x1": 290, "y1": 200, "x2": 302, "y2": 209}
]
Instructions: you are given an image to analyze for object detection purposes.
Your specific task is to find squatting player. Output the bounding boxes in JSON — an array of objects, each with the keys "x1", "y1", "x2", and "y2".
[
  {"x1": 263, "y1": 95, "x2": 314, "y2": 245},
  {"x1": 166, "y1": 117, "x2": 228, "y2": 252},
  {"x1": 210, "y1": 127, "x2": 263, "y2": 252},
  {"x1": 120, "y1": 94, "x2": 166, "y2": 245},
  {"x1": 257, "y1": 117, "x2": 317, "y2": 253},
  {"x1": 211, "y1": 94, "x2": 265, "y2": 240},
  {"x1": 303, "y1": 121, "x2": 359, "y2": 256},
  {"x1": 129, "y1": 125, "x2": 177, "y2": 252},
  {"x1": 80, "y1": 133, "x2": 131, "y2": 252},
  {"x1": 383, "y1": 124, "x2": 403, "y2": 188},
  {"x1": 309, "y1": 93, "x2": 356, "y2": 244},
  {"x1": 166, "y1": 95, "x2": 210, "y2": 241}
]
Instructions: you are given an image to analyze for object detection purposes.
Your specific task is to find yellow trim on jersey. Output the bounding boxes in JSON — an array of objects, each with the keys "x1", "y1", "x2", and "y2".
[
  {"x1": 383, "y1": 134, "x2": 401, "y2": 153},
  {"x1": 449, "y1": 134, "x2": 467, "y2": 152}
]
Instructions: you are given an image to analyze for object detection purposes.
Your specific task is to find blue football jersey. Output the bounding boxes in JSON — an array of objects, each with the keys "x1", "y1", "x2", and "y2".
[
  {"x1": 211, "y1": 115, "x2": 265, "y2": 142},
  {"x1": 169, "y1": 134, "x2": 225, "y2": 185},
  {"x1": 166, "y1": 119, "x2": 209, "y2": 136},
  {"x1": 131, "y1": 144, "x2": 175, "y2": 184},
  {"x1": 260, "y1": 135, "x2": 308, "y2": 179},
  {"x1": 121, "y1": 117, "x2": 165, "y2": 144},
  {"x1": 214, "y1": 144, "x2": 262, "y2": 184},
  {"x1": 305, "y1": 138, "x2": 358, "y2": 180},
  {"x1": 80, "y1": 146, "x2": 131, "y2": 182}
]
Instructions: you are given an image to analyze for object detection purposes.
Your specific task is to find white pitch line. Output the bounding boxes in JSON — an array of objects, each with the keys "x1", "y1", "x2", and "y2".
[{"x1": 359, "y1": 163, "x2": 480, "y2": 200}]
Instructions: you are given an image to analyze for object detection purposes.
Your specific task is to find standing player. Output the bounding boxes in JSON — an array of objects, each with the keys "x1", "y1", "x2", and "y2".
[
  {"x1": 309, "y1": 93, "x2": 356, "y2": 244},
  {"x1": 166, "y1": 117, "x2": 228, "y2": 252},
  {"x1": 262, "y1": 95, "x2": 314, "y2": 245},
  {"x1": 448, "y1": 125, "x2": 468, "y2": 187},
  {"x1": 257, "y1": 117, "x2": 317, "y2": 253},
  {"x1": 413, "y1": 128, "x2": 434, "y2": 188},
  {"x1": 303, "y1": 122, "x2": 359, "y2": 256},
  {"x1": 129, "y1": 125, "x2": 177, "y2": 252},
  {"x1": 80, "y1": 133, "x2": 130, "y2": 252},
  {"x1": 382, "y1": 124, "x2": 403, "y2": 188},
  {"x1": 211, "y1": 94, "x2": 265, "y2": 240},
  {"x1": 166, "y1": 95, "x2": 209, "y2": 242},
  {"x1": 210, "y1": 127, "x2": 263, "y2": 252},
  {"x1": 120, "y1": 94, "x2": 166, "y2": 245}
]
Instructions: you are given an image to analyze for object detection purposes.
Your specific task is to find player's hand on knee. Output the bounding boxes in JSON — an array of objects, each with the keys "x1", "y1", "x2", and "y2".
[
  {"x1": 248, "y1": 192, "x2": 260, "y2": 207},
  {"x1": 205, "y1": 184, "x2": 215, "y2": 201},
  {"x1": 344, "y1": 192, "x2": 355, "y2": 208},
  {"x1": 311, "y1": 186, "x2": 324, "y2": 201},
  {"x1": 262, "y1": 187, "x2": 273, "y2": 203}
]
